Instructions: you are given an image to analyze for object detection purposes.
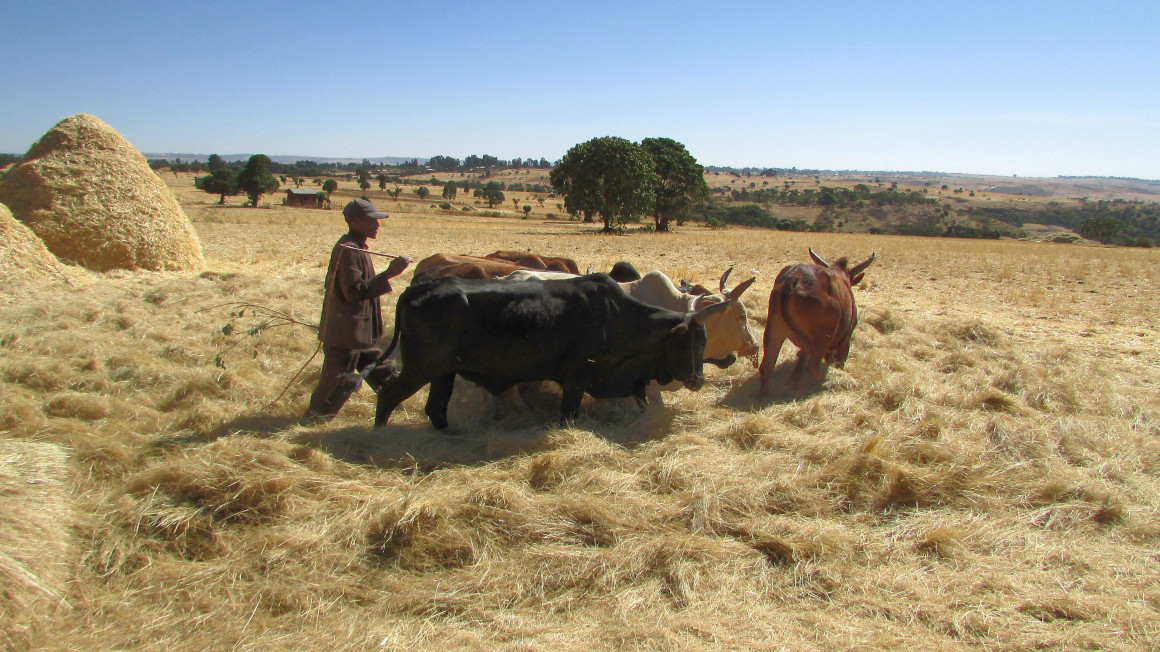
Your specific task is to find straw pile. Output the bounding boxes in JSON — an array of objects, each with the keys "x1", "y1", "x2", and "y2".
[
  {"x1": 0, "y1": 440, "x2": 72, "y2": 649},
  {"x1": 0, "y1": 202, "x2": 62, "y2": 279},
  {"x1": 0, "y1": 114, "x2": 203, "y2": 272}
]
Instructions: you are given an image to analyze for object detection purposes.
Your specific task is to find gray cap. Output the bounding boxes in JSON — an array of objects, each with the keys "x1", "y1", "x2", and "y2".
[{"x1": 343, "y1": 198, "x2": 389, "y2": 220}]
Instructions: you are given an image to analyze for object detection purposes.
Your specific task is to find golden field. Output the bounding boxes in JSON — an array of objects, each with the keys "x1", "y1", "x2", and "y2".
[{"x1": 2, "y1": 172, "x2": 1159, "y2": 650}]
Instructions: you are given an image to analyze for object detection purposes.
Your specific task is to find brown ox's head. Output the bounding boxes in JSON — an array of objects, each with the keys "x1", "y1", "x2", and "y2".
[{"x1": 809, "y1": 248, "x2": 876, "y2": 286}]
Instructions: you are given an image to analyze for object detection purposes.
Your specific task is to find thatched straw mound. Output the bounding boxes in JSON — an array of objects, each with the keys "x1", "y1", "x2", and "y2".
[
  {"x1": 0, "y1": 440, "x2": 72, "y2": 649},
  {"x1": 0, "y1": 114, "x2": 203, "y2": 272},
  {"x1": 0, "y1": 202, "x2": 62, "y2": 279}
]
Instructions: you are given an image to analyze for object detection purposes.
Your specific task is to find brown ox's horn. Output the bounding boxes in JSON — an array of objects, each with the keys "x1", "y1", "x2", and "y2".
[
  {"x1": 850, "y1": 253, "x2": 877, "y2": 277},
  {"x1": 727, "y1": 276, "x2": 756, "y2": 301},
  {"x1": 693, "y1": 298, "x2": 732, "y2": 325},
  {"x1": 718, "y1": 266, "x2": 734, "y2": 293},
  {"x1": 809, "y1": 247, "x2": 828, "y2": 267}
]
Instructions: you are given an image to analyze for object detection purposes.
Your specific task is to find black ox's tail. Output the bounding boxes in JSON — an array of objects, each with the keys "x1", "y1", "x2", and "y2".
[{"x1": 357, "y1": 296, "x2": 405, "y2": 382}]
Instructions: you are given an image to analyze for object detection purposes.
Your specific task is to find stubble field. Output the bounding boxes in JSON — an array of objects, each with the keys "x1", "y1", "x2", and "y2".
[{"x1": 2, "y1": 174, "x2": 1159, "y2": 650}]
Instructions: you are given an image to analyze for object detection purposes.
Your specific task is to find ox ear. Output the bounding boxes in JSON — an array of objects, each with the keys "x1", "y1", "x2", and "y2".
[
  {"x1": 851, "y1": 272, "x2": 866, "y2": 286},
  {"x1": 718, "y1": 266, "x2": 734, "y2": 293},
  {"x1": 809, "y1": 247, "x2": 828, "y2": 267},
  {"x1": 850, "y1": 253, "x2": 876, "y2": 277},
  {"x1": 727, "y1": 276, "x2": 756, "y2": 301},
  {"x1": 671, "y1": 321, "x2": 689, "y2": 336},
  {"x1": 693, "y1": 298, "x2": 732, "y2": 325}
]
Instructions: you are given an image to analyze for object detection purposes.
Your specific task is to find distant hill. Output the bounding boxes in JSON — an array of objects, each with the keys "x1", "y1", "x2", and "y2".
[{"x1": 142, "y1": 154, "x2": 426, "y2": 166}]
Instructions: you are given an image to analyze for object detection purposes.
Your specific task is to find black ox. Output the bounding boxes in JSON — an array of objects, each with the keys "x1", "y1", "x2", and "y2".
[{"x1": 370, "y1": 273, "x2": 731, "y2": 428}]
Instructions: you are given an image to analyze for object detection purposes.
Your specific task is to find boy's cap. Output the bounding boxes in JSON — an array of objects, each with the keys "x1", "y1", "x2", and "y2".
[{"x1": 343, "y1": 198, "x2": 389, "y2": 220}]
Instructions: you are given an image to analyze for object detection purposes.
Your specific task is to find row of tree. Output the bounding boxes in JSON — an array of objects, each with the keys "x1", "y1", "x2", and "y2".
[
  {"x1": 964, "y1": 200, "x2": 1159, "y2": 245},
  {"x1": 721, "y1": 184, "x2": 941, "y2": 209},
  {"x1": 153, "y1": 153, "x2": 553, "y2": 179},
  {"x1": 426, "y1": 154, "x2": 552, "y2": 172}
]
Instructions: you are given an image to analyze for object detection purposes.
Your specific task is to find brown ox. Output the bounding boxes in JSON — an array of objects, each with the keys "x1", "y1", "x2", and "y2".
[
  {"x1": 412, "y1": 253, "x2": 537, "y2": 282},
  {"x1": 486, "y1": 250, "x2": 581, "y2": 275},
  {"x1": 758, "y1": 248, "x2": 875, "y2": 395}
]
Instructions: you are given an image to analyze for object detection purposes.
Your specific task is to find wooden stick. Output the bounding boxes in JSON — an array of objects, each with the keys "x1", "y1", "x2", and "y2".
[{"x1": 340, "y1": 243, "x2": 408, "y2": 260}]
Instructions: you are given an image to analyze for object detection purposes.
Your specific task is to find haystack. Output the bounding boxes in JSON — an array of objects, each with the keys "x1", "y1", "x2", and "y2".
[
  {"x1": 0, "y1": 440, "x2": 72, "y2": 648},
  {"x1": 0, "y1": 114, "x2": 203, "y2": 272},
  {"x1": 0, "y1": 202, "x2": 63, "y2": 279}
]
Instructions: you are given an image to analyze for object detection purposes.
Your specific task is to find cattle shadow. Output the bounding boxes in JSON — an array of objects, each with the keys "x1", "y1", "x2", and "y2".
[
  {"x1": 151, "y1": 382, "x2": 684, "y2": 469},
  {"x1": 715, "y1": 361, "x2": 825, "y2": 410},
  {"x1": 293, "y1": 384, "x2": 679, "y2": 471},
  {"x1": 296, "y1": 416, "x2": 679, "y2": 472}
]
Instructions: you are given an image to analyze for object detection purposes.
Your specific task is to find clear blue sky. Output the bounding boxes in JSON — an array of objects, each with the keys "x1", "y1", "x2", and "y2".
[{"x1": 3, "y1": 0, "x2": 1158, "y2": 178}]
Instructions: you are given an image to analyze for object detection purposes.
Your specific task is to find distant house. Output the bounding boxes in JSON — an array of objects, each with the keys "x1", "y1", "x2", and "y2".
[{"x1": 286, "y1": 187, "x2": 324, "y2": 208}]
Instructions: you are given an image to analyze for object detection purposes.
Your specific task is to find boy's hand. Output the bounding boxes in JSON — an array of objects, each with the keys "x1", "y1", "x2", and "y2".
[{"x1": 385, "y1": 256, "x2": 410, "y2": 278}]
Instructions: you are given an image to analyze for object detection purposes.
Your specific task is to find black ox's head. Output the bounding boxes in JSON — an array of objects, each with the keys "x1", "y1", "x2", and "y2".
[{"x1": 662, "y1": 300, "x2": 734, "y2": 391}]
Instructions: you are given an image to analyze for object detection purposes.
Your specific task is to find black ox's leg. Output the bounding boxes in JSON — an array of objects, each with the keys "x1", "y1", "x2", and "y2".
[
  {"x1": 424, "y1": 373, "x2": 456, "y2": 429},
  {"x1": 559, "y1": 384, "x2": 585, "y2": 422},
  {"x1": 374, "y1": 373, "x2": 430, "y2": 428}
]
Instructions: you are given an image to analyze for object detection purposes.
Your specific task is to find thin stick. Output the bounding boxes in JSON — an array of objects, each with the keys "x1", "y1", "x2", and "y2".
[
  {"x1": 198, "y1": 302, "x2": 319, "y2": 330},
  {"x1": 340, "y1": 243, "x2": 408, "y2": 260},
  {"x1": 264, "y1": 340, "x2": 322, "y2": 411}
]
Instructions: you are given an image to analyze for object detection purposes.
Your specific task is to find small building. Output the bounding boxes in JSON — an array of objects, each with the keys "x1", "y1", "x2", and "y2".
[{"x1": 285, "y1": 187, "x2": 324, "y2": 208}]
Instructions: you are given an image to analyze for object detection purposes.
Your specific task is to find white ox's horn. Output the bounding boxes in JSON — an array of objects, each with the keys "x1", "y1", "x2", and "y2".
[
  {"x1": 809, "y1": 247, "x2": 828, "y2": 267},
  {"x1": 693, "y1": 298, "x2": 733, "y2": 325},
  {"x1": 718, "y1": 266, "x2": 734, "y2": 293},
  {"x1": 727, "y1": 277, "x2": 756, "y2": 301}
]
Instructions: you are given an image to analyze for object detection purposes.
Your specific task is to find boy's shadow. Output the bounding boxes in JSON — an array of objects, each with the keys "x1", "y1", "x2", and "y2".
[{"x1": 153, "y1": 413, "x2": 304, "y2": 448}]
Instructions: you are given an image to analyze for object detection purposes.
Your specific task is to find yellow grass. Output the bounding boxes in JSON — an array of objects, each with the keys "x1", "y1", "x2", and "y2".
[{"x1": 0, "y1": 172, "x2": 1158, "y2": 649}]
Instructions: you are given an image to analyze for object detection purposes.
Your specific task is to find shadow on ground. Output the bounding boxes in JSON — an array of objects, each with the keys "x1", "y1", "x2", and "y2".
[
  {"x1": 293, "y1": 381, "x2": 681, "y2": 470},
  {"x1": 153, "y1": 413, "x2": 304, "y2": 448},
  {"x1": 715, "y1": 362, "x2": 824, "y2": 410},
  {"x1": 154, "y1": 379, "x2": 697, "y2": 469}
]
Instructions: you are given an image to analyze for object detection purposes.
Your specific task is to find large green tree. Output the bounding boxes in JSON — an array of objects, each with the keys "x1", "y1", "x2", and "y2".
[
  {"x1": 322, "y1": 179, "x2": 338, "y2": 198},
  {"x1": 550, "y1": 136, "x2": 657, "y2": 233},
  {"x1": 1081, "y1": 216, "x2": 1125, "y2": 243},
  {"x1": 481, "y1": 181, "x2": 505, "y2": 208},
  {"x1": 640, "y1": 137, "x2": 708, "y2": 232},
  {"x1": 194, "y1": 168, "x2": 239, "y2": 204},
  {"x1": 236, "y1": 154, "x2": 280, "y2": 207}
]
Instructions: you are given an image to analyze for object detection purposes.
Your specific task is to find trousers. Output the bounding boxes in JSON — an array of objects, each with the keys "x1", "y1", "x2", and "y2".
[{"x1": 305, "y1": 345, "x2": 382, "y2": 417}]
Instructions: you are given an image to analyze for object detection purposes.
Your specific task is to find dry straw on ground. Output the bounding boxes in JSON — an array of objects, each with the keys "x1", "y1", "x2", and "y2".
[
  {"x1": 0, "y1": 440, "x2": 72, "y2": 650},
  {"x1": 0, "y1": 202, "x2": 63, "y2": 279},
  {"x1": 0, "y1": 114, "x2": 203, "y2": 272},
  {"x1": 0, "y1": 172, "x2": 1158, "y2": 650}
]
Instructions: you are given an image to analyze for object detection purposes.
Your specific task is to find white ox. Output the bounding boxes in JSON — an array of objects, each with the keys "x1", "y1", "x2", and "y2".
[{"x1": 501, "y1": 267, "x2": 758, "y2": 405}]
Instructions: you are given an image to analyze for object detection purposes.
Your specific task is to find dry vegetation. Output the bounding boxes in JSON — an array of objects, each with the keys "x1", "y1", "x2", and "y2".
[{"x1": 2, "y1": 173, "x2": 1159, "y2": 650}]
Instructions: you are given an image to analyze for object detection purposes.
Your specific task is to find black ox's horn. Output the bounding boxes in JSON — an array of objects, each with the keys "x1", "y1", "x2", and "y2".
[{"x1": 718, "y1": 266, "x2": 734, "y2": 293}]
